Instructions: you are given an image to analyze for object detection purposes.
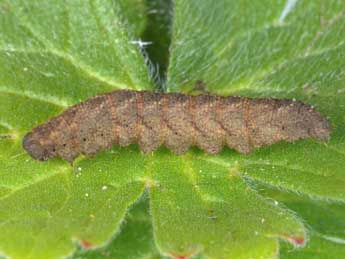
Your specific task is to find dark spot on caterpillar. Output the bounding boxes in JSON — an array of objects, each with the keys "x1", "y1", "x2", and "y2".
[{"x1": 22, "y1": 90, "x2": 331, "y2": 163}]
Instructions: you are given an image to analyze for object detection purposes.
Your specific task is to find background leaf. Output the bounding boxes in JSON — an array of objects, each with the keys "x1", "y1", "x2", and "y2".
[{"x1": 0, "y1": 0, "x2": 345, "y2": 259}]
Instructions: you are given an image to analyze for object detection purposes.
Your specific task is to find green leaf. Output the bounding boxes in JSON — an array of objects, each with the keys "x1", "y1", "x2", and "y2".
[
  {"x1": 256, "y1": 183, "x2": 345, "y2": 258},
  {"x1": 71, "y1": 193, "x2": 167, "y2": 259},
  {"x1": 1, "y1": 0, "x2": 345, "y2": 259},
  {"x1": 72, "y1": 187, "x2": 345, "y2": 259},
  {"x1": 148, "y1": 150, "x2": 305, "y2": 258},
  {"x1": 117, "y1": 0, "x2": 148, "y2": 38},
  {"x1": 0, "y1": 0, "x2": 152, "y2": 107},
  {"x1": 257, "y1": 183, "x2": 345, "y2": 239}
]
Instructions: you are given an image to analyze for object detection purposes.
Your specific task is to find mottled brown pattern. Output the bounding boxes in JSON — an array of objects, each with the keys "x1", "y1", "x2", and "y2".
[{"x1": 23, "y1": 90, "x2": 331, "y2": 163}]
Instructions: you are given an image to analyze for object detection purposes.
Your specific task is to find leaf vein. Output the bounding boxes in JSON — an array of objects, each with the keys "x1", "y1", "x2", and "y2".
[
  {"x1": 0, "y1": 87, "x2": 68, "y2": 108},
  {"x1": 10, "y1": 14, "x2": 130, "y2": 91}
]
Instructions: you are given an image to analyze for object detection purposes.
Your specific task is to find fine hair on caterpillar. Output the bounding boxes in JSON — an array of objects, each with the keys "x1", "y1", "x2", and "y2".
[{"x1": 23, "y1": 90, "x2": 331, "y2": 163}]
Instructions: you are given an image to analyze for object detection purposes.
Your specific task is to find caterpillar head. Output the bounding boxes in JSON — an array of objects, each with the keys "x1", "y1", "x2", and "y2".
[{"x1": 22, "y1": 129, "x2": 57, "y2": 161}]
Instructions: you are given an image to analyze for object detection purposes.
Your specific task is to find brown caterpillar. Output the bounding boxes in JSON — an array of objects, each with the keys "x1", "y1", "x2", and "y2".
[{"x1": 23, "y1": 90, "x2": 331, "y2": 163}]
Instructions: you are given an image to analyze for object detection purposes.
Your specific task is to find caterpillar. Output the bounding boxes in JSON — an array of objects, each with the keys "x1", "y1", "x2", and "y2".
[{"x1": 23, "y1": 90, "x2": 331, "y2": 163}]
